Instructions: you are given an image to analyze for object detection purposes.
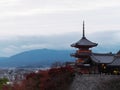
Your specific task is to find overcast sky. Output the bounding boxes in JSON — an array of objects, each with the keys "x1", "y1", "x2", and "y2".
[{"x1": 0, "y1": 0, "x2": 120, "y2": 56}]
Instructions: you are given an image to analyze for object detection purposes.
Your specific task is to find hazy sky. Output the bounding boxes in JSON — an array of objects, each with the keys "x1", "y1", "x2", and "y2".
[{"x1": 0, "y1": 0, "x2": 120, "y2": 56}]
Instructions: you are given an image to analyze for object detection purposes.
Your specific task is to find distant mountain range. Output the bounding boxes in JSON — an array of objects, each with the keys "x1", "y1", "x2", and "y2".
[{"x1": 0, "y1": 49, "x2": 75, "y2": 68}]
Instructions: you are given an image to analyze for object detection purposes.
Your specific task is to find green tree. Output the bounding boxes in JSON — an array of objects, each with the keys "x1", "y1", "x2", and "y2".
[{"x1": 0, "y1": 78, "x2": 9, "y2": 90}]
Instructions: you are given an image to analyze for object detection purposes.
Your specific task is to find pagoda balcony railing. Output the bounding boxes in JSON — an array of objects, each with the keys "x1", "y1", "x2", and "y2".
[
  {"x1": 70, "y1": 52, "x2": 91, "y2": 57},
  {"x1": 70, "y1": 50, "x2": 92, "y2": 57},
  {"x1": 76, "y1": 50, "x2": 91, "y2": 53}
]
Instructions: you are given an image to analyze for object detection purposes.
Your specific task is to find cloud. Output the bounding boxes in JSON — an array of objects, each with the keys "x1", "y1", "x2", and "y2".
[
  {"x1": 1, "y1": 0, "x2": 120, "y2": 18},
  {"x1": 0, "y1": 0, "x2": 120, "y2": 56},
  {"x1": 0, "y1": 7, "x2": 120, "y2": 37},
  {"x1": 89, "y1": 30, "x2": 120, "y2": 53},
  {"x1": 0, "y1": 30, "x2": 120, "y2": 56},
  {"x1": 0, "y1": 32, "x2": 79, "y2": 56},
  {"x1": 0, "y1": 0, "x2": 120, "y2": 37}
]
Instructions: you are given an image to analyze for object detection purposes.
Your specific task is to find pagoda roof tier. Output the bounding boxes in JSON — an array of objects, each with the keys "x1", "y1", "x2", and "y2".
[
  {"x1": 71, "y1": 37, "x2": 98, "y2": 48},
  {"x1": 71, "y1": 21, "x2": 98, "y2": 48}
]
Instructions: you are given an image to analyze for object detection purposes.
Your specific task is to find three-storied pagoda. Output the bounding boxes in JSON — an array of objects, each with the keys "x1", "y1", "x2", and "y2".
[
  {"x1": 70, "y1": 21, "x2": 120, "y2": 74},
  {"x1": 71, "y1": 21, "x2": 97, "y2": 64}
]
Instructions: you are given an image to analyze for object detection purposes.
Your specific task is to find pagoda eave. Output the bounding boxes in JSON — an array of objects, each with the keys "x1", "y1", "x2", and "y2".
[{"x1": 71, "y1": 44, "x2": 98, "y2": 48}]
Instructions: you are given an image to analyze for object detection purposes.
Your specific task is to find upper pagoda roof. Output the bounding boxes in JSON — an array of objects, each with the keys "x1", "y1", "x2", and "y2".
[
  {"x1": 71, "y1": 21, "x2": 98, "y2": 48},
  {"x1": 71, "y1": 37, "x2": 98, "y2": 48}
]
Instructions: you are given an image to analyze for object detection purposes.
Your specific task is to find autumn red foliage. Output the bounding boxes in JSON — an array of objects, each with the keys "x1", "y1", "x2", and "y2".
[{"x1": 2, "y1": 66, "x2": 75, "y2": 90}]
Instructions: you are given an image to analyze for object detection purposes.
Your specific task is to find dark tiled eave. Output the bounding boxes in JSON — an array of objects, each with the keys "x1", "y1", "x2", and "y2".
[
  {"x1": 108, "y1": 56, "x2": 120, "y2": 66},
  {"x1": 71, "y1": 37, "x2": 98, "y2": 48},
  {"x1": 91, "y1": 53, "x2": 114, "y2": 64}
]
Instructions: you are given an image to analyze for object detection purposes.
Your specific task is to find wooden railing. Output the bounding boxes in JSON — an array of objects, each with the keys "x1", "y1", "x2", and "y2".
[{"x1": 77, "y1": 50, "x2": 91, "y2": 53}]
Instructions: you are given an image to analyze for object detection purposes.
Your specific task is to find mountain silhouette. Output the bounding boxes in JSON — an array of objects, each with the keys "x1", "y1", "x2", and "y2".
[{"x1": 0, "y1": 49, "x2": 74, "y2": 68}]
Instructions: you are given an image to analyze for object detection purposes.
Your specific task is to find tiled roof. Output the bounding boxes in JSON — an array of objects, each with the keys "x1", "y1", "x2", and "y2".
[
  {"x1": 108, "y1": 57, "x2": 120, "y2": 66},
  {"x1": 71, "y1": 37, "x2": 98, "y2": 48},
  {"x1": 91, "y1": 53, "x2": 114, "y2": 64},
  {"x1": 116, "y1": 50, "x2": 120, "y2": 56}
]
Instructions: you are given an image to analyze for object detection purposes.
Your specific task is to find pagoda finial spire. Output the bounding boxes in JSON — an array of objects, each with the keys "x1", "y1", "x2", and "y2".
[{"x1": 83, "y1": 21, "x2": 85, "y2": 38}]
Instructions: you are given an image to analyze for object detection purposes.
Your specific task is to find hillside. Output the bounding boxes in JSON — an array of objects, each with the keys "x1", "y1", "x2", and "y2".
[{"x1": 0, "y1": 49, "x2": 74, "y2": 67}]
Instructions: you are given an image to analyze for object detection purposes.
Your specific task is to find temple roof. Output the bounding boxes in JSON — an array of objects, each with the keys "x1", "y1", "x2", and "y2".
[
  {"x1": 71, "y1": 21, "x2": 98, "y2": 48},
  {"x1": 116, "y1": 50, "x2": 120, "y2": 56},
  {"x1": 71, "y1": 37, "x2": 98, "y2": 48},
  {"x1": 87, "y1": 52, "x2": 120, "y2": 65},
  {"x1": 108, "y1": 57, "x2": 120, "y2": 66},
  {"x1": 91, "y1": 53, "x2": 114, "y2": 64}
]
